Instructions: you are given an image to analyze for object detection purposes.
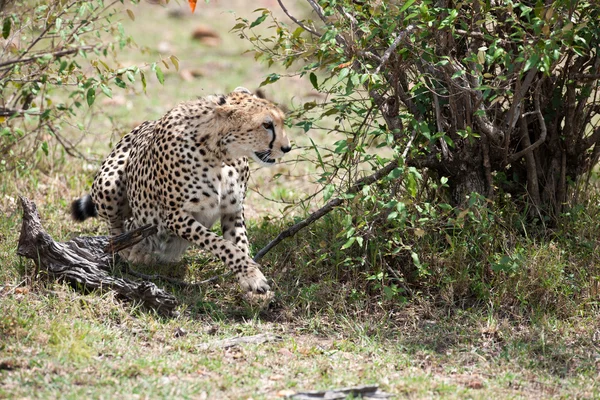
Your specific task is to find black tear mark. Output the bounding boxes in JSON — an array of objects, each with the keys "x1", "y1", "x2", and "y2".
[{"x1": 268, "y1": 126, "x2": 276, "y2": 149}]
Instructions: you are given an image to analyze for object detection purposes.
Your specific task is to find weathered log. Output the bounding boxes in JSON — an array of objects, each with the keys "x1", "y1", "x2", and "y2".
[{"x1": 16, "y1": 196, "x2": 178, "y2": 316}]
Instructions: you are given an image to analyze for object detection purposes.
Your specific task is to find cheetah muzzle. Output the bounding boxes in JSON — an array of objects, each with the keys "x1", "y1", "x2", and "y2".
[{"x1": 71, "y1": 87, "x2": 291, "y2": 294}]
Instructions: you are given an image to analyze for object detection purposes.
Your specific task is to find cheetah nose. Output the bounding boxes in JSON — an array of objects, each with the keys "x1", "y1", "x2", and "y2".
[{"x1": 281, "y1": 145, "x2": 291, "y2": 153}]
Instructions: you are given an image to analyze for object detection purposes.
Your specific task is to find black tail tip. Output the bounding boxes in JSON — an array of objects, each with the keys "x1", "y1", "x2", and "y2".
[{"x1": 71, "y1": 194, "x2": 98, "y2": 222}]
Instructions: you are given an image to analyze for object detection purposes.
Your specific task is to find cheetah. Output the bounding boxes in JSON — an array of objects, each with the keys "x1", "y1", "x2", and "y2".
[{"x1": 71, "y1": 87, "x2": 291, "y2": 293}]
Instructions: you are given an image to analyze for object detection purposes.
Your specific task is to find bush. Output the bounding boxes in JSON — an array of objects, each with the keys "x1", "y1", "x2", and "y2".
[
  {"x1": 237, "y1": 0, "x2": 600, "y2": 313},
  {"x1": 236, "y1": 0, "x2": 600, "y2": 218},
  {"x1": 0, "y1": 0, "x2": 172, "y2": 172}
]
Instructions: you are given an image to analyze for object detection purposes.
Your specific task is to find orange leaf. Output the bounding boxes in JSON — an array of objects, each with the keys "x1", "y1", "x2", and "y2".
[{"x1": 188, "y1": 0, "x2": 197, "y2": 13}]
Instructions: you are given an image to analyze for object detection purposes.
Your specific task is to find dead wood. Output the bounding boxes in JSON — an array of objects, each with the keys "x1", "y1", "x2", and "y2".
[
  {"x1": 290, "y1": 384, "x2": 393, "y2": 399},
  {"x1": 16, "y1": 196, "x2": 178, "y2": 316},
  {"x1": 196, "y1": 333, "x2": 282, "y2": 350}
]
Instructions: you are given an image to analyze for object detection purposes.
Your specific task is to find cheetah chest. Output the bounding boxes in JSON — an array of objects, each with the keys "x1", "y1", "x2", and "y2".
[{"x1": 186, "y1": 164, "x2": 245, "y2": 228}]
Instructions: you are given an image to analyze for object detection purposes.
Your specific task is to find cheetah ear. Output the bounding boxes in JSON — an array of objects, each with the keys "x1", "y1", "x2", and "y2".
[
  {"x1": 214, "y1": 102, "x2": 238, "y2": 119},
  {"x1": 233, "y1": 86, "x2": 252, "y2": 94}
]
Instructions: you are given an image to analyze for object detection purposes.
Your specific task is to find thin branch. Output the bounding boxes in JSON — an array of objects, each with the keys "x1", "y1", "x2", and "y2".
[
  {"x1": 432, "y1": 94, "x2": 450, "y2": 160},
  {"x1": 0, "y1": 45, "x2": 102, "y2": 70},
  {"x1": 374, "y1": 25, "x2": 414, "y2": 74},
  {"x1": 254, "y1": 159, "x2": 401, "y2": 261},
  {"x1": 454, "y1": 29, "x2": 510, "y2": 46},
  {"x1": 197, "y1": 333, "x2": 282, "y2": 350},
  {"x1": 583, "y1": 126, "x2": 600, "y2": 149},
  {"x1": 47, "y1": 123, "x2": 96, "y2": 162},
  {"x1": 305, "y1": 0, "x2": 328, "y2": 23},
  {"x1": 570, "y1": 73, "x2": 600, "y2": 80},
  {"x1": 507, "y1": 89, "x2": 547, "y2": 164},
  {"x1": 276, "y1": 0, "x2": 322, "y2": 37},
  {"x1": 504, "y1": 65, "x2": 538, "y2": 129},
  {"x1": 304, "y1": 0, "x2": 347, "y2": 47}
]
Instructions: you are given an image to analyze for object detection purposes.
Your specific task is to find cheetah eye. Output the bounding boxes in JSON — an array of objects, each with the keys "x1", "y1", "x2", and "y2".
[{"x1": 262, "y1": 121, "x2": 274, "y2": 131}]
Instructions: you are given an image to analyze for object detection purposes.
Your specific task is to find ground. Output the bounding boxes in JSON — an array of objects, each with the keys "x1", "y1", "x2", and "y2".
[{"x1": 1, "y1": 1, "x2": 600, "y2": 399}]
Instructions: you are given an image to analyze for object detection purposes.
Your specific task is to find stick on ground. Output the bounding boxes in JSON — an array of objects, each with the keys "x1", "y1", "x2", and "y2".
[{"x1": 196, "y1": 333, "x2": 282, "y2": 350}]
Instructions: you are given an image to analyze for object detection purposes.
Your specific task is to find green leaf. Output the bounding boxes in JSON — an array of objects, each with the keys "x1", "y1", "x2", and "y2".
[
  {"x1": 399, "y1": 0, "x2": 417, "y2": 13},
  {"x1": 155, "y1": 66, "x2": 164, "y2": 84},
  {"x1": 2, "y1": 18, "x2": 11, "y2": 39},
  {"x1": 323, "y1": 184, "x2": 335, "y2": 202},
  {"x1": 140, "y1": 71, "x2": 147, "y2": 93},
  {"x1": 86, "y1": 88, "x2": 95, "y2": 106},
  {"x1": 388, "y1": 167, "x2": 403, "y2": 179},
  {"x1": 100, "y1": 84, "x2": 112, "y2": 98},
  {"x1": 309, "y1": 72, "x2": 318, "y2": 90},
  {"x1": 259, "y1": 73, "x2": 280, "y2": 86},
  {"x1": 338, "y1": 67, "x2": 350, "y2": 80},
  {"x1": 249, "y1": 13, "x2": 268, "y2": 28},
  {"x1": 341, "y1": 236, "x2": 356, "y2": 250},
  {"x1": 114, "y1": 77, "x2": 126, "y2": 89},
  {"x1": 41, "y1": 141, "x2": 49, "y2": 156},
  {"x1": 524, "y1": 53, "x2": 539, "y2": 72},
  {"x1": 451, "y1": 69, "x2": 465, "y2": 79}
]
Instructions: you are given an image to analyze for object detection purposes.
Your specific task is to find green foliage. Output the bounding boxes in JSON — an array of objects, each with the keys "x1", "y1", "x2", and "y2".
[
  {"x1": 234, "y1": 0, "x2": 600, "y2": 309},
  {"x1": 0, "y1": 0, "x2": 178, "y2": 171}
]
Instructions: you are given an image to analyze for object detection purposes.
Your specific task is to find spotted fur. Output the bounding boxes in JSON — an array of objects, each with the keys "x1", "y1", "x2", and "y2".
[{"x1": 72, "y1": 87, "x2": 291, "y2": 293}]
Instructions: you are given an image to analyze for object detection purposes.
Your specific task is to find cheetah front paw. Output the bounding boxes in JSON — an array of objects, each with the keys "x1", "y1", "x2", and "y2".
[{"x1": 237, "y1": 263, "x2": 270, "y2": 294}]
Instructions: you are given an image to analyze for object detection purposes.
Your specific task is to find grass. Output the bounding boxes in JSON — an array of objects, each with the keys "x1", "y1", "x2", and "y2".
[
  {"x1": 3, "y1": 1, "x2": 600, "y2": 399},
  {"x1": 3, "y1": 192, "x2": 600, "y2": 398}
]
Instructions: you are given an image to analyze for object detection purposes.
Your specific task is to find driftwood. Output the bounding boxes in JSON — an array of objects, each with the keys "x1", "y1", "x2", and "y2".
[
  {"x1": 16, "y1": 196, "x2": 178, "y2": 316},
  {"x1": 196, "y1": 333, "x2": 282, "y2": 350},
  {"x1": 290, "y1": 385, "x2": 392, "y2": 399}
]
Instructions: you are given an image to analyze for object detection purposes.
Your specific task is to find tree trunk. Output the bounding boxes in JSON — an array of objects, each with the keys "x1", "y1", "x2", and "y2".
[{"x1": 449, "y1": 165, "x2": 486, "y2": 206}]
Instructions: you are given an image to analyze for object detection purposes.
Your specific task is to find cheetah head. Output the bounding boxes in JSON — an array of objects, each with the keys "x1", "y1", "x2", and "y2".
[{"x1": 215, "y1": 87, "x2": 291, "y2": 167}]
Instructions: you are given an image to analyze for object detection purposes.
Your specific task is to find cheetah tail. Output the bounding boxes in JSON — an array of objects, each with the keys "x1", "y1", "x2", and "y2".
[{"x1": 71, "y1": 194, "x2": 98, "y2": 221}]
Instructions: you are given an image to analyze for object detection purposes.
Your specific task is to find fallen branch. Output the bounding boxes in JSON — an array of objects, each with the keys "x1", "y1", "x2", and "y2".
[
  {"x1": 196, "y1": 333, "x2": 282, "y2": 350},
  {"x1": 291, "y1": 384, "x2": 392, "y2": 399},
  {"x1": 16, "y1": 196, "x2": 178, "y2": 316},
  {"x1": 253, "y1": 159, "x2": 400, "y2": 261}
]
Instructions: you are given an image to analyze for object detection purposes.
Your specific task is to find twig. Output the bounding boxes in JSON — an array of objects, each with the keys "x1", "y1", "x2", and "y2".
[
  {"x1": 0, "y1": 45, "x2": 102, "y2": 70},
  {"x1": 374, "y1": 25, "x2": 414, "y2": 74},
  {"x1": 507, "y1": 88, "x2": 547, "y2": 163},
  {"x1": 277, "y1": 0, "x2": 321, "y2": 37},
  {"x1": 433, "y1": 94, "x2": 450, "y2": 160},
  {"x1": 304, "y1": 0, "x2": 347, "y2": 47},
  {"x1": 454, "y1": 29, "x2": 510, "y2": 46},
  {"x1": 47, "y1": 123, "x2": 96, "y2": 163},
  {"x1": 504, "y1": 65, "x2": 538, "y2": 129},
  {"x1": 305, "y1": 0, "x2": 328, "y2": 23},
  {"x1": 402, "y1": 130, "x2": 418, "y2": 159},
  {"x1": 291, "y1": 384, "x2": 392, "y2": 399},
  {"x1": 197, "y1": 333, "x2": 282, "y2": 350},
  {"x1": 254, "y1": 159, "x2": 401, "y2": 261}
]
